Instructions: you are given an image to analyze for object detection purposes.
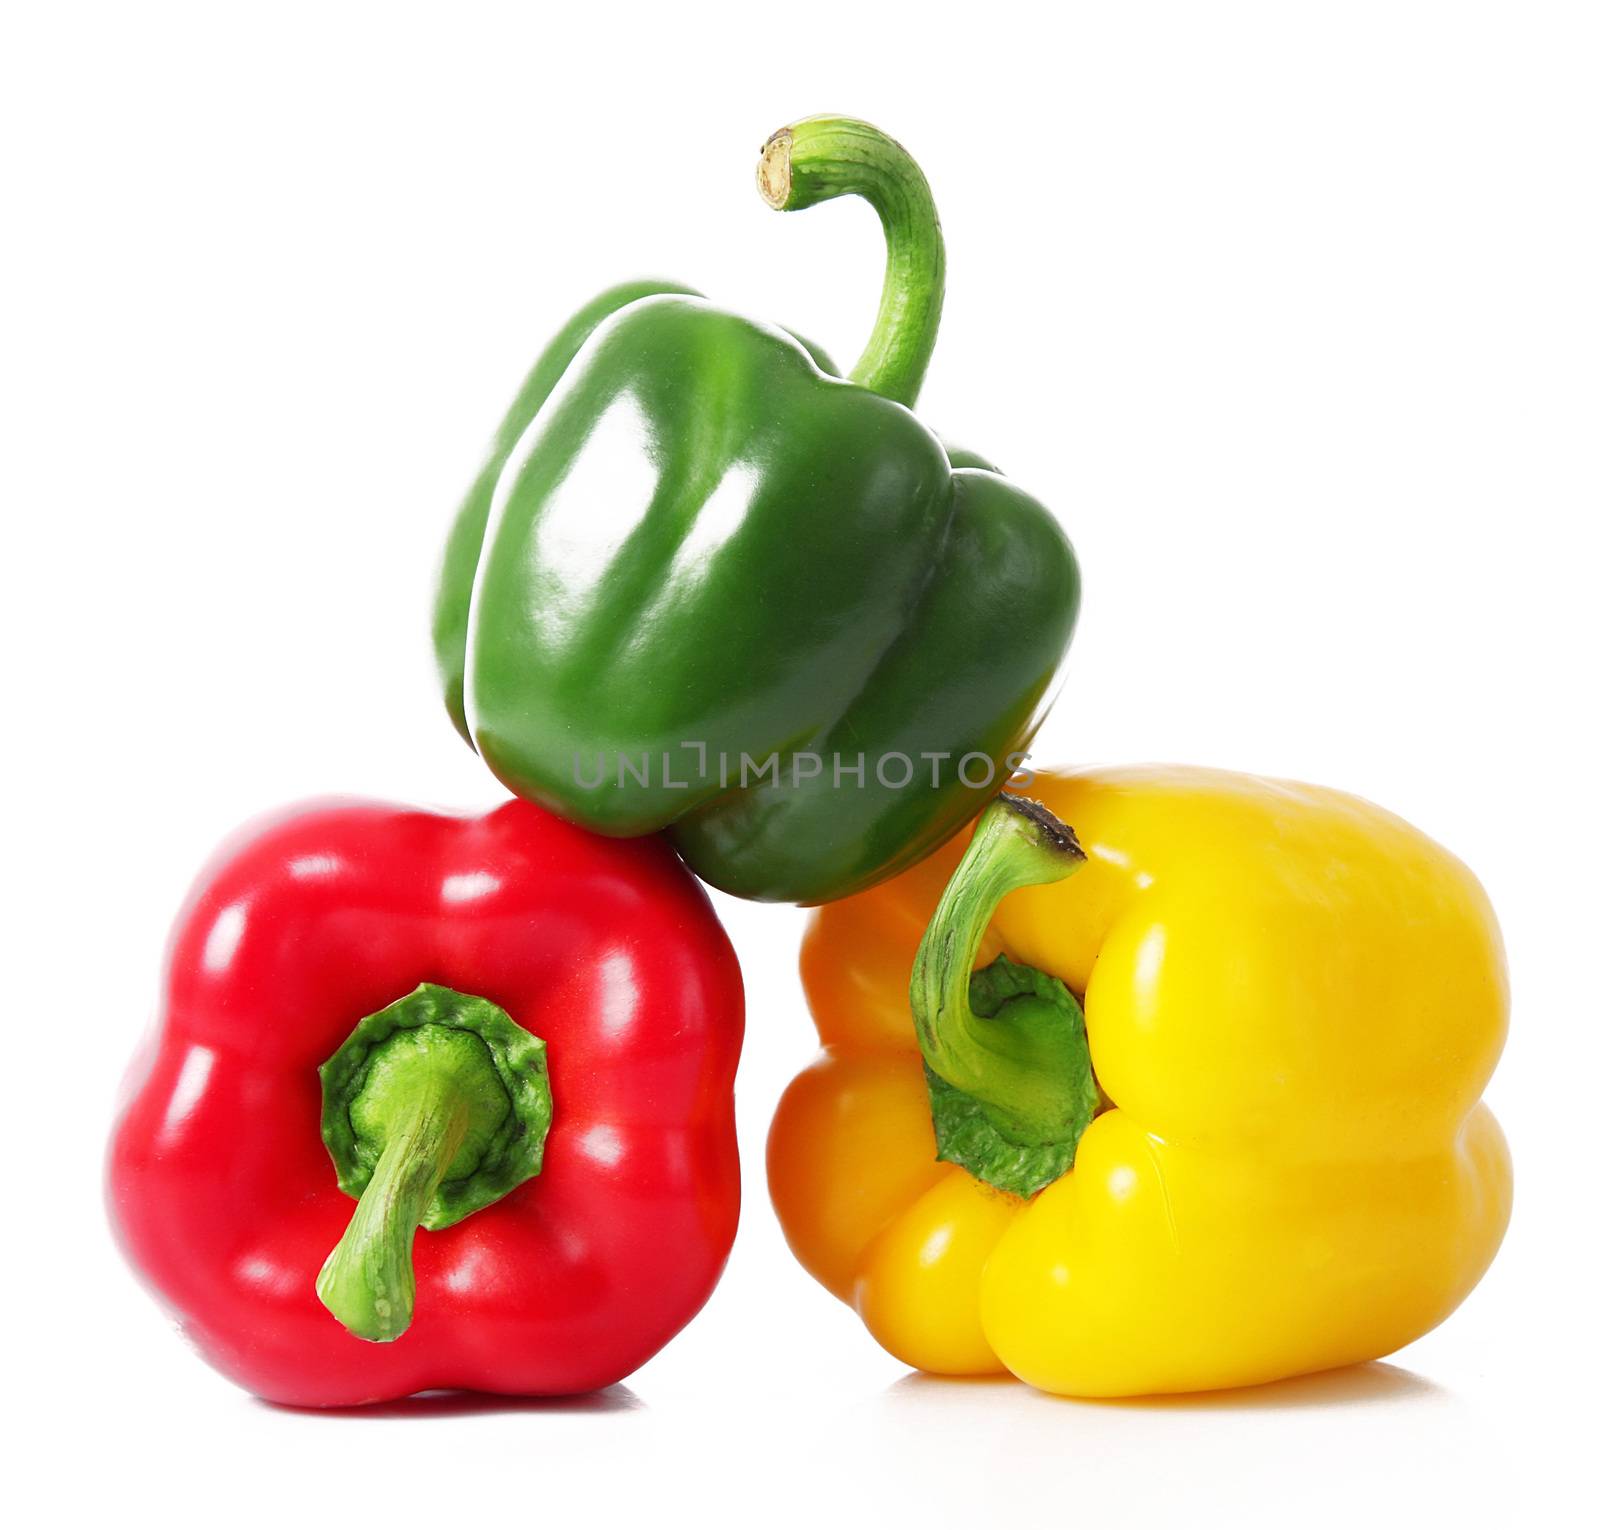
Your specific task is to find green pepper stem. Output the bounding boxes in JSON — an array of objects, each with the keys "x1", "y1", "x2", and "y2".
[
  {"x1": 316, "y1": 1063, "x2": 474, "y2": 1343},
  {"x1": 758, "y1": 116, "x2": 945, "y2": 407},
  {"x1": 911, "y1": 795, "x2": 1091, "y2": 1143}
]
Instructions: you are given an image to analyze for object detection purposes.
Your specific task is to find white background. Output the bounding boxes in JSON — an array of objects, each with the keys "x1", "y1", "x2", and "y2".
[{"x1": 3, "y1": 3, "x2": 1596, "y2": 1525}]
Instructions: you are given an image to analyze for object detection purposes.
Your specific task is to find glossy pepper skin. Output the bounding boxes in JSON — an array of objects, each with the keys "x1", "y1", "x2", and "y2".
[
  {"x1": 770, "y1": 766, "x2": 1512, "y2": 1395},
  {"x1": 432, "y1": 117, "x2": 1078, "y2": 904},
  {"x1": 108, "y1": 797, "x2": 743, "y2": 1406}
]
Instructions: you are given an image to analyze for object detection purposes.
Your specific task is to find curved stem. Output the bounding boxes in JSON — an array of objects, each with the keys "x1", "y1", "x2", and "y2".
[
  {"x1": 911, "y1": 795, "x2": 1091, "y2": 1144},
  {"x1": 317, "y1": 1067, "x2": 471, "y2": 1343},
  {"x1": 757, "y1": 116, "x2": 945, "y2": 407}
]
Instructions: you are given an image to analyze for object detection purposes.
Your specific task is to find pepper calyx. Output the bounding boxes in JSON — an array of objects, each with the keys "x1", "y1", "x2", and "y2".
[
  {"x1": 316, "y1": 983, "x2": 552, "y2": 1342},
  {"x1": 924, "y1": 957, "x2": 1097, "y2": 1198}
]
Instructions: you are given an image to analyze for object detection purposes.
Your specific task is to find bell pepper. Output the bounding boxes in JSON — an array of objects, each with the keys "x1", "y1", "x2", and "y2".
[
  {"x1": 769, "y1": 767, "x2": 1511, "y2": 1395},
  {"x1": 431, "y1": 116, "x2": 1078, "y2": 904},
  {"x1": 108, "y1": 796, "x2": 743, "y2": 1406}
]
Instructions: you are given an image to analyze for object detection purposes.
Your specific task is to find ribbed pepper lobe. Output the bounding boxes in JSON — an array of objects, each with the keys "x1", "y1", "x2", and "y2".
[{"x1": 465, "y1": 296, "x2": 952, "y2": 830}]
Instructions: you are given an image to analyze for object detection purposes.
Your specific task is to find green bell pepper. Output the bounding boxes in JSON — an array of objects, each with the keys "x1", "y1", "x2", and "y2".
[{"x1": 433, "y1": 116, "x2": 1080, "y2": 903}]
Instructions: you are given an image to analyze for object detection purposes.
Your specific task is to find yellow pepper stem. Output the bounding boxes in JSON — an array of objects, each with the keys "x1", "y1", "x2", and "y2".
[{"x1": 910, "y1": 795, "x2": 1100, "y2": 1196}]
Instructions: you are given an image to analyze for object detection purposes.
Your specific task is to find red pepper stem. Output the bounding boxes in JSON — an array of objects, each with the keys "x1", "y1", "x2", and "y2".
[
  {"x1": 316, "y1": 1067, "x2": 474, "y2": 1342},
  {"x1": 757, "y1": 116, "x2": 945, "y2": 408},
  {"x1": 316, "y1": 985, "x2": 553, "y2": 1344}
]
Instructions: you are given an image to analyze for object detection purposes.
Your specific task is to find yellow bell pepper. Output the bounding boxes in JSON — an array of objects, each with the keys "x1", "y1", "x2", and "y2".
[{"x1": 768, "y1": 765, "x2": 1511, "y2": 1395}]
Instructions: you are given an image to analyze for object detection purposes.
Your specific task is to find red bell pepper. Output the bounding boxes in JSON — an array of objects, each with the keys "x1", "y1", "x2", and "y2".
[{"x1": 108, "y1": 797, "x2": 743, "y2": 1406}]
